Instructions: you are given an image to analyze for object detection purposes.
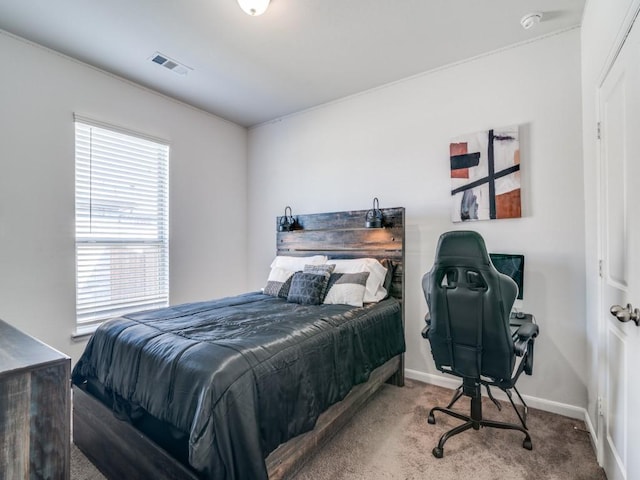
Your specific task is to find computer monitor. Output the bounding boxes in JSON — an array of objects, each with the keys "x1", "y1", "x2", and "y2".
[{"x1": 489, "y1": 253, "x2": 525, "y2": 300}]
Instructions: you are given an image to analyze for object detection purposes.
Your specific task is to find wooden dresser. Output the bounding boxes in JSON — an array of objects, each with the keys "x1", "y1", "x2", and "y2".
[{"x1": 0, "y1": 319, "x2": 70, "y2": 479}]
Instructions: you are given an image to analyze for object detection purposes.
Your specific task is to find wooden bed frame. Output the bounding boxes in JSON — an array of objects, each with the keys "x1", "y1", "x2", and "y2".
[{"x1": 73, "y1": 207, "x2": 405, "y2": 480}]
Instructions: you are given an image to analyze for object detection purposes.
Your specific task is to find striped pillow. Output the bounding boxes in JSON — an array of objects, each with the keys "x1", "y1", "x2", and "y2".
[
  {"x1": 263, "y1": 267, "x2": 296, "y2": 298},
  {"x1": 323, "y1": 271, "x2": 370, "y2": 307}
]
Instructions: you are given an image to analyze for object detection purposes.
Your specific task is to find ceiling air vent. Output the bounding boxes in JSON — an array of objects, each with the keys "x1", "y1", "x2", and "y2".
[{"x1": 149, "y1": 52, "x2": 191, "y2": 76}]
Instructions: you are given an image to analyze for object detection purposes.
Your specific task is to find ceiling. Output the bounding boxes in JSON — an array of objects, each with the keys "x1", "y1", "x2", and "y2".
[{"x1": 0, "y1": 0, "x2": 585, "y2": 127}]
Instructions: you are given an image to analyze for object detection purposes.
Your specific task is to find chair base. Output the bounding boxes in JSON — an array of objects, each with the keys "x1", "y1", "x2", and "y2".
[{"x1": 428, "y1": 379, "x2": 532, "y2": 458}]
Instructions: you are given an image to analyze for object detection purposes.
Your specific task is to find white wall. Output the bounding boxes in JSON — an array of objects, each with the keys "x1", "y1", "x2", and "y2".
[
  {"x1": 248, "y1": 29, "x2": 587, "y2": 409},
  {"x1": 581, "y1": 0, "x2": 640, "y2": 442},
  {"x1": 0, "y1": 23, "x2": 590, "y2": 414},
  {"x1": 0, "y1": 31, "x2": 248, "y2": 363}
]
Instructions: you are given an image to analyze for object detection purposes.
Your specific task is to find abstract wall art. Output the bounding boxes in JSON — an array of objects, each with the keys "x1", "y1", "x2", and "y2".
[{"x1": 449, "y1": 125, "x2": 521, "y2": 222}]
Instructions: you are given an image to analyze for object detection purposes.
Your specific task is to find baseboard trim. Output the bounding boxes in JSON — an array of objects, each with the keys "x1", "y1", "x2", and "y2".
[
  {"x1": 404, "y1": 369, "x2": 586, "y2": 420},
  {"x1": 583, "y1": 407, "x2": 599, "y2": 458}
]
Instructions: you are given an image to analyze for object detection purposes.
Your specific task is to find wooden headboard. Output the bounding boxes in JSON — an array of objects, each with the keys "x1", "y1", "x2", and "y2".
[{"x1": 276, "y1": 207, "x2": 405, "y2": 302}]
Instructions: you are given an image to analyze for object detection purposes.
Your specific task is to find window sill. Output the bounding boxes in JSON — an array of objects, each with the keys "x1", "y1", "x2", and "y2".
[{"x1": 71, "y1": 324, "x2": 100, "y2": 340}]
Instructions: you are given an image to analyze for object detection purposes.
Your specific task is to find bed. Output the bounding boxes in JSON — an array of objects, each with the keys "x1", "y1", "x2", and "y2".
[{"x1": 71, "y1": 207, "x2": 405, "y2": 480}]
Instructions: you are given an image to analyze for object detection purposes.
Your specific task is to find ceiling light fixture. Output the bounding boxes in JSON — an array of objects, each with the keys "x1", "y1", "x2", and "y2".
[
  {"x1": 520, "y1": 12, "x2": 543, "y2": 30},
  {"x1": 237, "y1": 0, "x2": 270, "y2": 16}
]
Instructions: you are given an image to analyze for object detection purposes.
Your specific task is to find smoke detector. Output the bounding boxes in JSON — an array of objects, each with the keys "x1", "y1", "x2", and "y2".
[
  {"x1": 149, "y1": 52, "x2": 191, "y2": 76},
  {"x1": 520, "y1": 12, "x2": 543, "y2": 30}
]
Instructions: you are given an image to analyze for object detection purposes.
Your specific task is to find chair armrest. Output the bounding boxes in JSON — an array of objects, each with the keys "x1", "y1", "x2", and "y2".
[
  {"x1": 421, "y1": 313, "x2": 431, "y2": 339},
  {"x1": 513, "y1": 323, "x2": 539, "y2": 357},
  {"x1": 516, "y1": 322, "x2": 539, "y2": 340},
  {"x1": 421, "y1": 325, "x2": 430, "y2": 339}
]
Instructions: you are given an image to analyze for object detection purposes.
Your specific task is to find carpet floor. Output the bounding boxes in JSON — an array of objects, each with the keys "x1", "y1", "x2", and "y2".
[{"x1": 71, "y1": 380, "x2": 606, "y2": 480}]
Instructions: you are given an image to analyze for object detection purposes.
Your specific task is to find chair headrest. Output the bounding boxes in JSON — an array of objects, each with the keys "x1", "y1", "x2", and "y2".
[{"x1": 434, "y1": 231, "x2": 491, "y2": 266}]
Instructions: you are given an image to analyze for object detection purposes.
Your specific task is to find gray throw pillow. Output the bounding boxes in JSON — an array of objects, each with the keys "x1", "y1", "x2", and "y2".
[
  {"x1": 287, "y1": 272, "x2": 329, "y2": 305},
  {"x1": 303, "y1": 263, "x2": 336, "y2": 300},
  {"x1": 264, "y1": 274, "x2": 295, "y2": 298}
]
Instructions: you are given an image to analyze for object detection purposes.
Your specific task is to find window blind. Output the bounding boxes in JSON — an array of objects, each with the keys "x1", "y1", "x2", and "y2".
[{"x1": 75, "y1": 118, "x2": 169, "y2": 330}]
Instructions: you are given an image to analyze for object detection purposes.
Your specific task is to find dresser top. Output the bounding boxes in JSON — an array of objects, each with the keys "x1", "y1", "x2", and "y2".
[{"x1": 0, "y1": 319, "x2": 69, "y2": 376}]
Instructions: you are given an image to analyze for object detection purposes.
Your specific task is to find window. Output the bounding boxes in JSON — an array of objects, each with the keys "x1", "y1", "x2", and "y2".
[{"x1": 74, "y1": 116, "x2": 169, "y2": 334}]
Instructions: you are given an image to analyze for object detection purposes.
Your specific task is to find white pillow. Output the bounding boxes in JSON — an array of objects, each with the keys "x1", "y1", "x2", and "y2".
[
  {"x1": 327, "y1": 258, "x2": 388, "y2": 303},
  {"x1": 267, "y1": 266, "x2": 294, "y2": 283},
  {"x1": 270, "y1": 255, "x2": 327, "y2": 271}
]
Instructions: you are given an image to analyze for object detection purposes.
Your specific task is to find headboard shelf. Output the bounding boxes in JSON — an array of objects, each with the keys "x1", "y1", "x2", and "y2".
[
  {"x1": 281, "y1": 226, "x2": 400, "y2": 232},
  {"x1": 277, "y1": 207, "x2": 404, "y2": 231}
]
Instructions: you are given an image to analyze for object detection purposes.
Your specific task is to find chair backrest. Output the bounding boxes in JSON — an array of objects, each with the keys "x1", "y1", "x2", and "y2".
[{"x1": 422, "y1": 231, "x2": 518, "y2": 382}]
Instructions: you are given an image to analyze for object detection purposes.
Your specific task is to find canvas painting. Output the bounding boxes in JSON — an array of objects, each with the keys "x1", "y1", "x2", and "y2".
[{"x1": 449, "y1": 125, "x2": 521, "y2": 222}]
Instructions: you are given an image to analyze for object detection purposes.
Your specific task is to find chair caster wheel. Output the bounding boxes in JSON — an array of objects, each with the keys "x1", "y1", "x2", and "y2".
[
  {"x1": 523, "y1": 438, "x2": 532, "y2": 450},
  {"x1": 432, "y1": 447, "x2": 444, "y2": 458},
  {"x1": 428, "y1": 414, "x2": 436, "y2": 425}
]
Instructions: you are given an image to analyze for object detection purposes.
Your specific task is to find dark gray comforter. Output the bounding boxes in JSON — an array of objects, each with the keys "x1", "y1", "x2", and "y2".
[{"x1": 71, "y1": 292, "x2": 405, "y2": 479}]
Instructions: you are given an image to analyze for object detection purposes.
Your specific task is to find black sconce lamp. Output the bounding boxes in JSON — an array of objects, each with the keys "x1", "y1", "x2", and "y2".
[
  {"x1": 365, "y1": 197, "x2": 384, "y2": 228},
  {"x1": 279, "y1": 206, "x2": 297, "y2": 232}
]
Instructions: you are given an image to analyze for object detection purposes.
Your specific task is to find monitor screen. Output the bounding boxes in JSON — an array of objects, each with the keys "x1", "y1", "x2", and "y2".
[{"x1": 489, "y1": 253, "x2": 525, "y2": 300}]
